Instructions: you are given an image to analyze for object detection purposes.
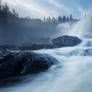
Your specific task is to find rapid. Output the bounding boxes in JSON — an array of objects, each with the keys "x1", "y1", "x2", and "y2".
[{"x1": 1, "y1": 13, "x2": 92, "y2": 92}]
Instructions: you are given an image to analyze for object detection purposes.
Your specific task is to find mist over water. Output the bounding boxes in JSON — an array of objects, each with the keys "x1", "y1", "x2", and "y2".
[
  {"x1": 56, "y1": 22, "x2": 74, "y2": 37},
  {"x1": 1, "y1": 13, "x2": 92, "y2": 92},
  {"x1": 69, "y1": 13, "x2": 92, "y2": 38}
]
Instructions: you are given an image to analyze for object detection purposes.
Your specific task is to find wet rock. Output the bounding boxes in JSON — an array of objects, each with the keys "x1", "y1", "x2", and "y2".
[
  {"x1": 52, "y1": 35, "x2": 82, "y2": 47},
  {"x1": 80, "y1": 49, "x2": 92, "y2": 56},
  {"x1": 0, "y1": 51, "x2": 57, "y2": 79},
  {"x1": 20, "y1": 44, "x2": 55, "y2": 50},
  {"x1": 70, "y1": 48, "x2": 92, "y2": 56}
]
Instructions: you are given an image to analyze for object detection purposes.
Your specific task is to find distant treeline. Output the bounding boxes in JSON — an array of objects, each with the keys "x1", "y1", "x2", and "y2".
[
  {"x1": 43, "y1": 14, "x2": 78, "y2": 23},
  {"x1": 0, "y1": 2, "x2": 18, "y2": 19},
  {"x1": 0, "y1": 1, "x2": 78, "y2": 24}
]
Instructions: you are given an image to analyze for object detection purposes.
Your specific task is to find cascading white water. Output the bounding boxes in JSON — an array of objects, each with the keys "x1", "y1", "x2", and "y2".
[
  {"x1": 69, "y1": 13, "x2": 92, "y2": 38},
  {"x1": 1, "y1": 13, "x2": 92, "y2": 92}
]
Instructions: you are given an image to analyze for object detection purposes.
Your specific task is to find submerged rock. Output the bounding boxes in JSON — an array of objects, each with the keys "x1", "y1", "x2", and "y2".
[
  {"x1": 52, "y1": 35, "x2": 82, "y2": 47},
  {"x1": 80, "y1": 49, "x2": 92, "y2": 56},
  {"x1": 0, "y1": 51, "x2": 57, "y2": 79}
]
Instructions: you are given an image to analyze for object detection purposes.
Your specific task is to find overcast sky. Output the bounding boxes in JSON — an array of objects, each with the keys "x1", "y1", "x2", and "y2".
[{"x1": 2, "y1": 0, "x2": 92, "y2": 18}]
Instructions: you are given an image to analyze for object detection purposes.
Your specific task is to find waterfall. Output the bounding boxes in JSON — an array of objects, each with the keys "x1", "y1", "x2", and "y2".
[
  {"x1": 69, "y1": 13, "x2": 92, "y2": 38},
  {"x1": 1, "y1": 13, "x2": 92, "y2": 92}
]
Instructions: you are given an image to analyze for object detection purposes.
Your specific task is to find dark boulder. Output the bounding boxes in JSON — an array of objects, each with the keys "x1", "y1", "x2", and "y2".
[
  {"x1": 0, "y1": 51, "x2": 57, "y2": 79},
  {"x1": 52, "y1": 35, "x2": 82, "y2": 47},
  {"x1": 20, "y1": 44, "x2": 55, "y2": 50}
]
